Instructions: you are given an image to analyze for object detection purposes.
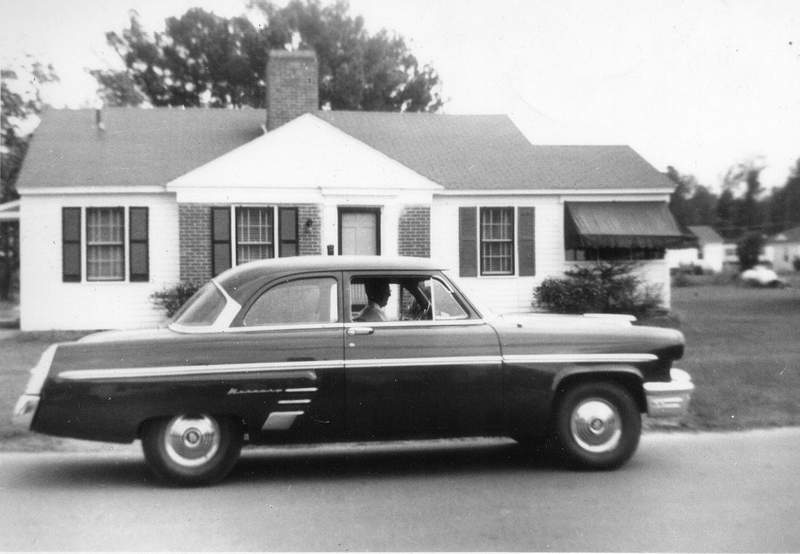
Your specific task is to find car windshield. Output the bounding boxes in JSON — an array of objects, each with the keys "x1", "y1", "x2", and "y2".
[{"x1": 172, "y1": 281, "x2": 227, "y2": 327}]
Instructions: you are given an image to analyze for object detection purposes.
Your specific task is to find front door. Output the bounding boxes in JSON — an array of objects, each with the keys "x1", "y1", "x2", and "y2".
[{"x1": 339, "y1": 208, "x2": 380, "y2": 255}]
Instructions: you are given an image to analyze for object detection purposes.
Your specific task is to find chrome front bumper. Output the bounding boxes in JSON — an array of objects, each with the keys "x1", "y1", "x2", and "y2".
[
  {"x1": 12, "y1": 394, "x2": 40, "y2": 429},
  {"x1": 643, "y1": 368, "x2": 694, "y2": 418}
]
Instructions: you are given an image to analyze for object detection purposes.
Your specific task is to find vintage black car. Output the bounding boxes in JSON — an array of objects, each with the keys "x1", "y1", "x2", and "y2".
[{"x1": 14, "y1": 256, "x2": 693, "y2": 485}]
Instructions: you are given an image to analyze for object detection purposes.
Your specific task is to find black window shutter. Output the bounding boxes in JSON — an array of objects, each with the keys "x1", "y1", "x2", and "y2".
[
  {"x1": 129, "y1": 207, "x2": 149, "y2": 281},
  {"x1": 518, "y1": 207, "x2": 536, "y2": 276},
  {"x1": 211, "y1": 207, "x2": 232, "y2": 276},
  {"x1": 458, "y1": 207, "x2": 477, "y2": 277},
  {"x1": 278, "y1": 207, "x2": 298, "y2": 257},
  {"x1": 62, "y1": 208, "x2": 81, "y2": 282}
]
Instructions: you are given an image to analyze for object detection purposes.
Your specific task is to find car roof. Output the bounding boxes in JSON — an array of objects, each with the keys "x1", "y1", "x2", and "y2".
[{"x1": 215, "y1": 255, "x2": 447, "y2": 303}]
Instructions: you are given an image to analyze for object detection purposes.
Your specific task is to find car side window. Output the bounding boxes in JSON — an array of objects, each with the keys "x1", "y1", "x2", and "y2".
[
  {"x1": 349, "y1": 275, "x2": 469, "y2": 322},
  {"x1": 243, "y1": 277, "x2": 338, "y2": 327},
  {"x1": 430, "y1": 279, "x2": 469, "y2": 320}
]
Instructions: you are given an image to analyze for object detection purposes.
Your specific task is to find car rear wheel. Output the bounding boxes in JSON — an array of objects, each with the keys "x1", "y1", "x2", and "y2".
[
  {"x1": 553, "y1": 381, "x2": 641, "y2": 470},
  {"x1": 141, "y1": 414, "x2": 242, "y2": 485}
]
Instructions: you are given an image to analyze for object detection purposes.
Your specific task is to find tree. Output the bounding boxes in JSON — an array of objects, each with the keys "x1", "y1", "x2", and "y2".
[
  {"x1": 736, "y1": 231, "x2": 764, "y2": 271},
  {"x1": 93, "y1": 1, "x2": 442, "y2": 112},
  {"x1": 771, "y1": 159, "x2": 800, "y2": 231},
  {"x1": 0, "y1": 60, "x2": 58, "y2": 300},
  {"x1": 666, "y1": 166, "x2": 719, "y2": 228}
]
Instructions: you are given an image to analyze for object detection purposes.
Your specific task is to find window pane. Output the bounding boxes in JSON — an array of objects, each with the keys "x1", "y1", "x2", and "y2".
[
  {"x1": 243, "y1": 278, "x2": 338, "y2": 326},
  {"x1": 87, "y1": 208, "x2": 124, "y2": 281},
  {"x1": 480, "y1": 208, "x2": 514, "y2": 275},
  {"x1": 173, "y1": 282, "x2": 227, "y2": 327},
  {"x1": 431, "y1": 279, "x2": 468, "y2": 320},
  {"x1": 236, "y1": 207, "x2": 273, "y2": 264}
]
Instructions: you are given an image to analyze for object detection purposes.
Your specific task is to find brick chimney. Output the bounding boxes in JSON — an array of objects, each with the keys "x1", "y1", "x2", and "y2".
[{"x1": 266, "y1": 49, "x2": 319, "y2": 131}]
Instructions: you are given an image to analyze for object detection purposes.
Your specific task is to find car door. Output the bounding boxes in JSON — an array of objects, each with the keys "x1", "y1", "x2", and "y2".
[
  {"x1": 227, "y1": 272, "x2": 346, "y2": 441},
  {"x1": 343, "y1": 271, "x2": 502, "y2": 440}
]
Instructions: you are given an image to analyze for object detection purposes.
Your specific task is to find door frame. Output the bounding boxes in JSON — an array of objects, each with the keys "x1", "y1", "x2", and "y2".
[{"x1": 338, "y1": 207, "x2": 381, "y2": 255}]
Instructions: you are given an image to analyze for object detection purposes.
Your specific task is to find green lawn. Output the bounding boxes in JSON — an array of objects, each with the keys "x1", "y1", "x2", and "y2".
[
  {"x1": 664, "y1": 283, "x2": 800, "y2": 430},
  {"x1": 1, "y1": 284, "x2": 798, "y2": 450}
]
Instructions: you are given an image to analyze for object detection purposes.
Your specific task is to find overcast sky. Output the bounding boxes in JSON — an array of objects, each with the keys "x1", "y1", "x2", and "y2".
[{"x1": 2, "y1": 0, "x2": 799, "y2": 190}]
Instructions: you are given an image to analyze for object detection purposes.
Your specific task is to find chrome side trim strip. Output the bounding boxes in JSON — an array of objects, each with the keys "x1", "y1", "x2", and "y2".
[
  {"x1": 222, "y1": 322, "x2": 344, "y2": 334},
  {"x1": 343, "y1": 320, "x2": 487, "y2": 329},
  {"x1": 278, "y1": 399, "x2": 311, "y2": 405},
  {"x1": 58, "y1": 362, "x2": 331, "y2": 381},
  {"x1": 285, "y1": 387, "x2": 318, "y2": 393},
  {"x1": 503, "y1": 353, "x2": 658, "y2": 364},
  {"x1": 345, "y1": 355, "x2": 502, "y2": 369},
  {"x1": 57, "y1": 353, "x2": 658, "y2": 381},
  {"x1": 262, "y1": 411, "x2": 304, "y2": 431}
]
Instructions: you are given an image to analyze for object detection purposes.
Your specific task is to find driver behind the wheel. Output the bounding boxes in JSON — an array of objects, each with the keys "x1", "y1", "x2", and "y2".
[{"x1": 355, "y1": 279, "x2": 391, "y2": 322}]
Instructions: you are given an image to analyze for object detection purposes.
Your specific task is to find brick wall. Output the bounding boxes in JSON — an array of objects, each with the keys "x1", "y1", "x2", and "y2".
[
  {"x1": 298, "y1": 204, "x2": 322, "y2": 255},
  {"x1": 179, "y1": 204, "x2": 213, "y2": 284},
  {"x1": 179, "y1": 204, "x2": 323, "y2": 284},
  {"x1": 398, "y1": 205, "x2": 431, "y2": 257},
  {"x1": 266, "y1": 50, "x2": 319, "y2": 131}
]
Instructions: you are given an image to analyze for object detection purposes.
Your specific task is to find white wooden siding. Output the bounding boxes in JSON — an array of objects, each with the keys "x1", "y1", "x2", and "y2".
[
  {"x1": 431, "y1": 195, "x2": 565, "y2": 314},
  {"x1": 432, "y1": 194, "x2": 673, "y2": 313},
  {"x1": 20, "y1": 193, "x2": 179, "y2": 330}
]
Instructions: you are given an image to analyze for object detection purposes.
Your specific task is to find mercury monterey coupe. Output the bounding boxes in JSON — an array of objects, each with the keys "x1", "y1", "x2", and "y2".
[{"x1": 14, "y1": 256, "x2": 694, "y2": 485}]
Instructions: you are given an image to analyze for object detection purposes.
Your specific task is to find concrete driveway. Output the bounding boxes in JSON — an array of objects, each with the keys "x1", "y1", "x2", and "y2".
[{"x1": 0, "y1": 428, "x2": 798, "y2": 551}]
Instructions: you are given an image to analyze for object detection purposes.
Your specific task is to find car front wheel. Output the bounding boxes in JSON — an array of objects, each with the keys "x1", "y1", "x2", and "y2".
[
  {"x1": 141, "y1": 414, "x2": 242, "y2": 485},
  {"x1": 553, "y1": 381, "x2": 641, "y2": 470}
]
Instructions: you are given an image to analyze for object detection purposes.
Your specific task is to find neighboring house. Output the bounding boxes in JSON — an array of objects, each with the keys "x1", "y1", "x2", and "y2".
[
  {"x1": 765, "y1": 226, "x2": 800, "y2": 272},
  {"x1": 15, "y1": 50, "x2": 685, "y2": 331},
  {"x1": 666, "y1": 225, "x2": 724, "y2": 273},
  {"x1": 688, "y1": 225, "x2": 725, "y2": 273}
]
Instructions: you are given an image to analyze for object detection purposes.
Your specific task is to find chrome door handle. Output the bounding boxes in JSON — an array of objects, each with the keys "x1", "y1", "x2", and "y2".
[{"x1": 347, "y1": 327, "x2": 374, "y2": 336}]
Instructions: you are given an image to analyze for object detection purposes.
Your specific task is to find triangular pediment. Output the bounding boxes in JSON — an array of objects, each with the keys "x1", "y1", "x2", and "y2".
[{"x1": 166, "y1": 113, "x2": 443, "y2": 192}]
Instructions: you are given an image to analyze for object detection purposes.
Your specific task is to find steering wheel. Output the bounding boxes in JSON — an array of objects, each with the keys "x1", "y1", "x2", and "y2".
[{"x1": 413, "y1": 302, "x2": 432, "y2": 321}]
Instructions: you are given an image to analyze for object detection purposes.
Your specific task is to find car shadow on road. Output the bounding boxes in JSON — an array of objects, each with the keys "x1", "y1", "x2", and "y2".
[
  {"x1": 14, "y1": 438, "x2": 565, "y2": 489},
  {"x1": 229, "y1": 438, "x2": 563, "y2": 485}
]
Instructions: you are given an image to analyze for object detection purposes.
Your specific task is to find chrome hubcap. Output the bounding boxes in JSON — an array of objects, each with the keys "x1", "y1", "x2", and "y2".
[
  {"x1": 163, "y1": 415, "x2": 220, "y2": 468},
  {"x1": 570, "y1": 399, "x2": 622, "y2": 453}
]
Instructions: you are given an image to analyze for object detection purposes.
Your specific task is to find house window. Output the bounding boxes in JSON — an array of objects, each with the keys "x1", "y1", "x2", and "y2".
[
  {"x1": 236, "y1": 207, "x2": 274, "y2": 264},
  {"x1": 63, "y1": 207, "x2": 149, "y2": 283},
  {"x1": 480, "y1": 207, "x2": 514, "y2": 275},
  {"x1": 86, "y1": 208, "x2": 125, "y2": 281}
]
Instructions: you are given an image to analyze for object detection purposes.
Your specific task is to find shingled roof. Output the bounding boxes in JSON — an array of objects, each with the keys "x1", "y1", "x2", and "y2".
[
  {"x1": 16, "y1": 108, "x2": 264, "y2": 189},
  {"x1": 17, "y1": 108, "x2": 675, "y2": 192},
  {"x1": 316, "y1": 111, "x2": 674, "y2": 191}
]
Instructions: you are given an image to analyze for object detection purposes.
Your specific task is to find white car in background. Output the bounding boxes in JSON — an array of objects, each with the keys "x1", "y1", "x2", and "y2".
[{"x1": 740, "y1": 265, "x2": 786, "y2": 287}]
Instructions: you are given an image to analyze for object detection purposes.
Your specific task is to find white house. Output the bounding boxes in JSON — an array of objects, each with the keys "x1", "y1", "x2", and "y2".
[
  {"x1": 15, "y1": 50, "x2": 685, "y2": 331},
  {"x1": 666, "y1": 225, "x2": 724, "y2": 273},
  {"x1": 765, "y1": 226, "x2": 800, "y2": 272}
]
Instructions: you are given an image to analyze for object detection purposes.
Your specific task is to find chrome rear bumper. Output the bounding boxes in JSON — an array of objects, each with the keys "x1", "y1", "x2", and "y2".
[
  {"x1": 644, "y1": 368, "x2": 694, "y2": 418},
  {"x1": 12, "y1": 394, "x2": 40, "y2": 429}
]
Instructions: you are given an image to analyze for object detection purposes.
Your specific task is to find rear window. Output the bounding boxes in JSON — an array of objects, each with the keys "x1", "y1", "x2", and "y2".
[{"x1": 172, "y1": 282, "x2": 227, "y2": 327}]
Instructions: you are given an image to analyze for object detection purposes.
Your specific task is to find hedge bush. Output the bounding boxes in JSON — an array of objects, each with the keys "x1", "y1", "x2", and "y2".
[
  {"x1": 534, "y1": 262, "x2": 663, "y2": 318},
  {"x1": 150, "y1": 281, "x2": 201, "y2": 318}
]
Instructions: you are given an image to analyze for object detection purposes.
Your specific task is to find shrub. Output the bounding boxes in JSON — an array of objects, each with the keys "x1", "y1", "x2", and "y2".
[
  {"x1": 150, "y1": 281, "x2": 201, "y2": 318},
  {"x1": 534, "y1": 262, "x2": 663, "y2": 318},
  {"x1": 672, "y1": 270, "x2": 691, "y2": 288},
  {"x1": 736, "y1": 232, "x2": 765, "y2": 271}
]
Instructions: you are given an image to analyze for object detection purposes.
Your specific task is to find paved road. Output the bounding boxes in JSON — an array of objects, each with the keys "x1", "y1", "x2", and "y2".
[{"x1": 0, "y1": 429, "x2": 798, "y2": 551}]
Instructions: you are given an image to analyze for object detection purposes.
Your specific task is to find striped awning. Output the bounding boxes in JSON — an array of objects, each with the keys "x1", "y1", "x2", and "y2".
[{"x1": 565, "y1": 202, "x2": 689, "y2": 249}]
